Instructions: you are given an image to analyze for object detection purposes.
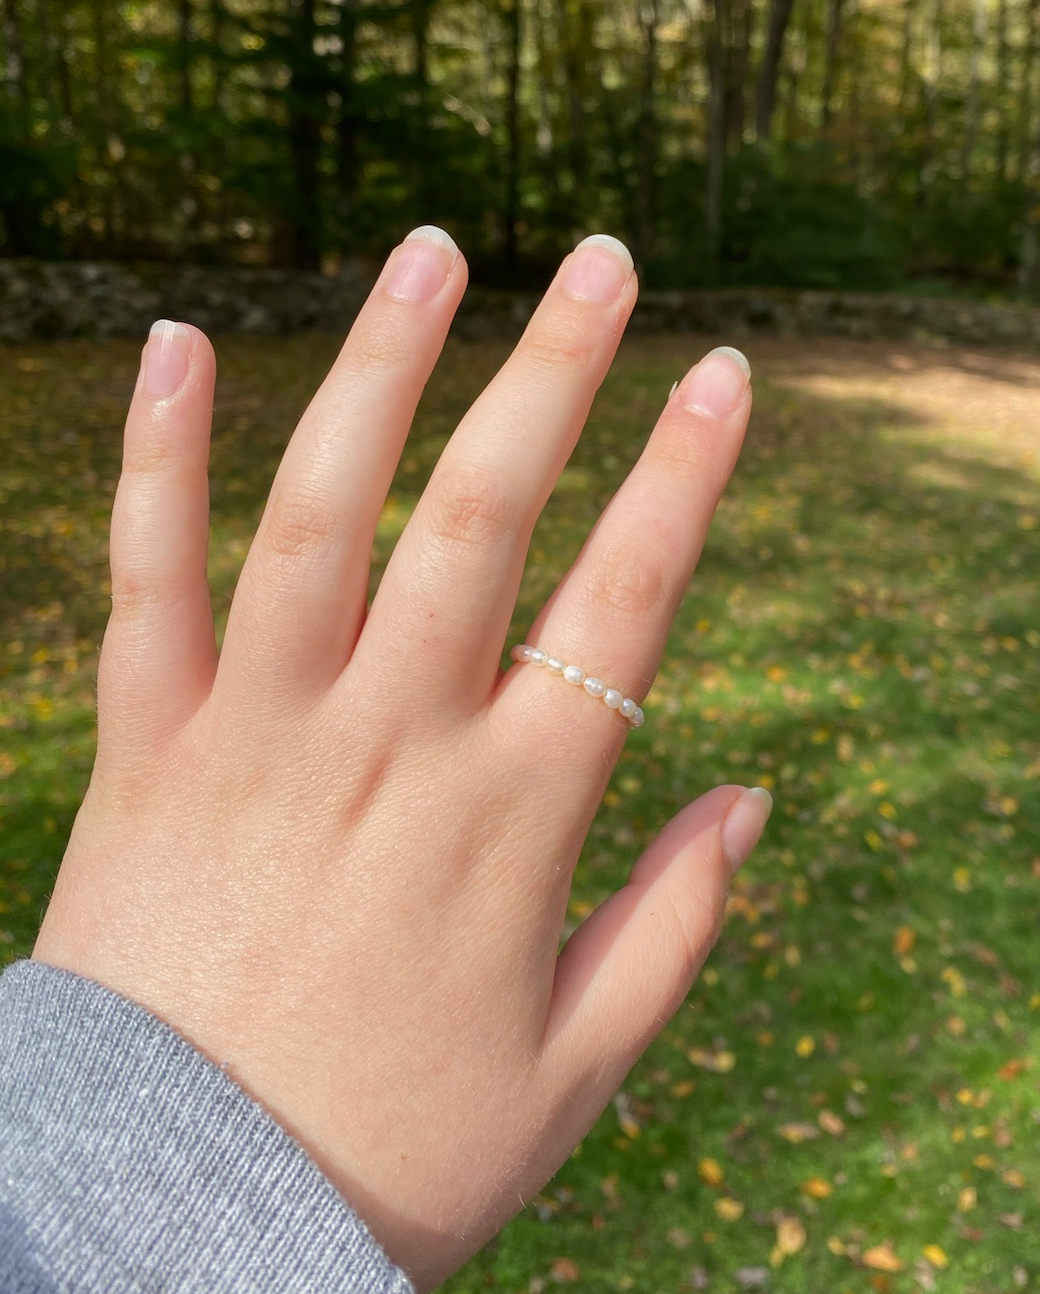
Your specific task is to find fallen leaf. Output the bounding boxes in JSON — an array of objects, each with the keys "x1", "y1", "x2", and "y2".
[
  {"x1": 775, "y1": 1216, "x2": 807, "y2": 1255},
  {"x1": 818, "y1": 1109, "x2": 845, "y2": 1136},
  {"x1": 715, "y1": 1197, "x2": 745, "y2": 1221},
  {"x1": 1002, "y1": 1167, "x2": 1026, "y2": 1188},
  {"x1": 958, "y1": 1186, "x2": 977, "y2": 1211},
  {"x1": 801, "y1": 1176, "x2": 833, "y2": 1198},
  {"x1": 893, "y1": 926, "x2": 915, "y2": 956},
  {"x1": 550, "y1": 1258, "x2": 581, "y2": 1282},
  {"x1": 998, "y1": 1058, "x2": 1029, "y2": 1081},
  {"x1": 922, "y1": 1244, "x2": 948, "y2": 1268},
  {"x1": 778, "y1": 1121, "x2": 820, "y2": 1143},
  {"x1": 862, "y1": 1242, "x2": 903, "y2": 1272},
  {"x1": 795, "y1": 1035, "x2": 815, "y2": 1058},
  {"x1": 699, "y1": 1157, "x2": 725, "y2": 1187}
]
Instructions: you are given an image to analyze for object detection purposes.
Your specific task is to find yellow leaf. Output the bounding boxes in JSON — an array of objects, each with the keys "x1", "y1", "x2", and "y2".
[
  {"x1": 942, "y1": 966, "x2": 967, "y2": 996},
  {"x1": 1002, "y1": 1168, "x2": 1026, "y2": 1189},
  {"x1": 698, "y1": 1157, "x2": 725, "y2": 1187},
  {"x1": 826, "y1": 1235, "x2": 846, "y2": 1255},
  {"x1": 922, "y1": 1244, "x2": 948, "y2": 1268},
  {"x1": 670, "y1": 1079, "x2": 696, "y2": 1098},
  {"x1": 818, "y1": 1109, "x2": 845, "y2": 1136},
  {"x1": 958, "y1": 1186, "x2": 977, "y2": 1211},
  {"x1": 775, "y1": 1216, "x2": 807, "y2": 1256},
  {"x1": 715, "y1": 1197, "x2": 744, "y2": 1221},
  {"x1": 973, "y1": 1154, "x2": 995, "y2": 1170},
  {"x1": 953, "y1": 867, "x2": 971, "y2": 893},
  {"x1": 618, "y1": 1114, "x2": 640, "y2": 1139},
  {"x1": 801, "y1": 1176, "x2": 833, "y2": 1199},
  {"x1": 862, "y1": 1242, "x2": 903, "y2": 1272}
]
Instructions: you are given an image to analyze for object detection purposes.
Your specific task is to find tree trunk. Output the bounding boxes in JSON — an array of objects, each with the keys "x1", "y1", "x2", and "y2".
[
  {"x1": 1019, "y1": 0, "x2": 1040, "y2": 293},
  {"x1": 754, "y1": 0, "x2": 796, "y2": 140},
  {"x1": 897, "y1": 0, "x2": 914, "y2": 114},
  {"x1": 634, "y1": 0, "x2": 659, "y2": 273},
  {"x1": 0, "y1": 0, "x2": 28, "y2": 109},
  {"x1": 1016, "y1": 0, "x2": 1039, "y2": 183},
  {"x1": 995, "y1": 0, "x2": 1010, "y2": 180},
  {"x1": 724, "y1": 0, "x2": 752, "y2": 147},
  {"x1": 706, "y1": 0, "x2": 728, "y2": 279},
  {"x1": 820, "y1": 0, "x2": 844, "y2": 129},
  {"x1": 177, "y1": 0, "x2": 194, "y2": 113},
  {"x1": 286, "y1": 0, "x2": 324, "y2": 270},
  {"x1": 960, "y1": 0, "x2": 986, "y2": 180},
  {"x1": 917, "y1": 0, "x2": 943, "y2": 204},
  {"x1": 502, "y1": 0, "x2": 522, "y2": 271}
]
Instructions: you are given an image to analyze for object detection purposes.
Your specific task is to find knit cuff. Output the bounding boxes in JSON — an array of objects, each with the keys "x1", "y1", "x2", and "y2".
[{"x1": 0, "y1": 959, "x2": 414, "y2": 1294}]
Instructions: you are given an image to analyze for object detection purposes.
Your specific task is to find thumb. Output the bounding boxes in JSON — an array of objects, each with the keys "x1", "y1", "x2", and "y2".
[{"x1": 543, "y1": 784, "x2": 772, "y2": 1100}]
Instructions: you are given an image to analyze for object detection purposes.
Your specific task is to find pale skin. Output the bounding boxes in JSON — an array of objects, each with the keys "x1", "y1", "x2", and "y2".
[{"x1": 32, "y1": 228, "x2": 770, "y2": 1291}]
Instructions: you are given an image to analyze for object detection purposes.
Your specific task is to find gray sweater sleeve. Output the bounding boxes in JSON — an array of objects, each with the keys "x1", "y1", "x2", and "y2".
[{"x1": 0, "y1": 960, "x2": 415, "y2": 1294}]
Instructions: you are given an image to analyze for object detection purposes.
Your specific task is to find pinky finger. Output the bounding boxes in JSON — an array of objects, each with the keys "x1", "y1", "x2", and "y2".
[
  {"x1": 99, "y1": 322, "x2": 217, "y2": 745},
  {"x1": 543, "y1": 785, "x2": 772, "y2": 1100}
]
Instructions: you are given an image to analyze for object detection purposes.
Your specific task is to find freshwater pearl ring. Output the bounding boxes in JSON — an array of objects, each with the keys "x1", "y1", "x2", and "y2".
[{"x1": 510, "y1": 644, "x2": 645, "y2": 727}]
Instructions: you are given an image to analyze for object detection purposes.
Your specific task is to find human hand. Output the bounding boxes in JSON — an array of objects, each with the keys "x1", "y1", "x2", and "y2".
[{"x1": 33, "y1": 228, "x2": 769, "y2": 1290}]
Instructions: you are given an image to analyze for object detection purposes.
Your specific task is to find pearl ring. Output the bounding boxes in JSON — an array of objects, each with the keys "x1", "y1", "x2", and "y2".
[{"x1": 510, "y1": 644, "x2": 645, "y2": 727}]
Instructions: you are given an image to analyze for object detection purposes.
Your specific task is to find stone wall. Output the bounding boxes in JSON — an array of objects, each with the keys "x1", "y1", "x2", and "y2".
[{"x1": 3, "y1": 257, "x2": 1039, "y2": 348}]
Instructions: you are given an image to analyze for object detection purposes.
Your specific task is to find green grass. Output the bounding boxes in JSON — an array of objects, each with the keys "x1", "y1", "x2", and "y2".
[{"x1": 1, "y1": 333, "x2": 1039, "y2": 1293}]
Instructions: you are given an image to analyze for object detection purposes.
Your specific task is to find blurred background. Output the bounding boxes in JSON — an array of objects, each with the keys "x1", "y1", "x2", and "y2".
[
  {"x1": 3, "y1": 0, "x2": 1040, "y2": 294},
  {"x1": 2, "y1": 3, "x2": 1040, "y2": 1292}
]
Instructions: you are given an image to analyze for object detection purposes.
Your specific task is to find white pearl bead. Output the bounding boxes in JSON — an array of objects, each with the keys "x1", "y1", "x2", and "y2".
[
  {"x1": 511, "y1": 645, "x2": 531, "y2": 662},
  {"x1": 563, "y1": 665, "x2": 585, "y2": 685},
  {"x1": 529, "y1": 648, "x2": 547, "y2": 666},
  {"x1": 584, "y1": 677, "x2": 606, "y2": 698},
  {"x1": 604, "y1": 688, "x2": 623, "y2": 709},
  {"x1": 632, "y1": 707, "x2": 645, "y2": 727},
  {"x1": 546, "y1": 656, "x2": 564, "y2": 674},
  {"x1": 620, "y1": 698, "x2": 637, "y2": 718}
]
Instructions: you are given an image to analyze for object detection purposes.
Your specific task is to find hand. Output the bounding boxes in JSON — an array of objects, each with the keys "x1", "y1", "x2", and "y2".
[{"x1": 33, "y1": 228, "x2": 769, "y2": 1290}]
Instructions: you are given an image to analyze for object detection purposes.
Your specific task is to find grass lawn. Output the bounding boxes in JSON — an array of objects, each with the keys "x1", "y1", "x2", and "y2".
[{"x1": 1, "y1": 330, "x2": 1039, "y2": 1293}]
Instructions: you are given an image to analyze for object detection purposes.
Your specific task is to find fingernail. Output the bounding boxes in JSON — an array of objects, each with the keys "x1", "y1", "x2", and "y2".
[
  {"x1": 720, "y1": 787, "x2": 772, "y2": 874},
  {"x1": 677, "y1": 346, "x2": 751, "y2": 417},
  {"x1": 384, "y1": 226, "x2": 459, "y2": 303},
  {"x1": 560, "y1": 234, "x2": 634, "y2": 304},
  {"x1": 142, "y1": 320, "x2": 192, "y2": 399}
]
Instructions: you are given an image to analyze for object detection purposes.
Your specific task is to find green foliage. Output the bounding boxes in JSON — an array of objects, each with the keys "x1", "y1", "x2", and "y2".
[{"x1": 1, "y1": 0, "x2": 1039, "y2": 293}]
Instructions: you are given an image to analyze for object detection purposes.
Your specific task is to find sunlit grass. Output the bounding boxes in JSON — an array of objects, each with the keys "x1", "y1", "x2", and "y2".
[{"x1": 1, "y1": 332, "x2": 1038, "y2": 1291}]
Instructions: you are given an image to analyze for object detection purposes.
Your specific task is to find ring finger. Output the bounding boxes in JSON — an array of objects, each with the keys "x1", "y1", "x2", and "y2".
[{"x1": 497, "y1": 346, "x2": 753, "y2": 758}]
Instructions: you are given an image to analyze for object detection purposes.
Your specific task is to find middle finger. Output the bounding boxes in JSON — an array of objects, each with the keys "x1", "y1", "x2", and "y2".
[{"x1": 358, "y1": 235, "x2": 637, "y2": 707}]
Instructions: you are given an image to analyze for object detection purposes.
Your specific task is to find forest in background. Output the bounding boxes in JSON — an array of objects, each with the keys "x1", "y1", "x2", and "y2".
[{"x1": 1, "y1": 0, "x2": 1040, "y2": 294}]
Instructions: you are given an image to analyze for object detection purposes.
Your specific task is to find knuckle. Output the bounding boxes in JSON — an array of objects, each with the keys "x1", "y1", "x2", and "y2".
[
  {"x1": 264, "y1": 491, "x2": 349, "y2": 561},
  {"x1": 109, "y1": 570, "x2": 182, "y2": 615},
  {"x1": 520, "y1": 319, "x2": 598, "y2": 370},
  {"x1": 581, "y1": 544, "x2": 668, "y2": 622},
  {"x1": 425, "y1": 464, "x2": 516, "y2": 549}
]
